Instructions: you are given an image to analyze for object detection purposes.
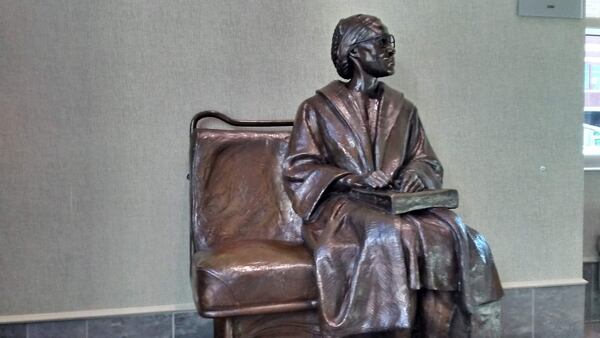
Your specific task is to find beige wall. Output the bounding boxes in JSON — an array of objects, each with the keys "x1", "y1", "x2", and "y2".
[{"x1": 0, "y1": 0, "x2": 584, "y2": 315}]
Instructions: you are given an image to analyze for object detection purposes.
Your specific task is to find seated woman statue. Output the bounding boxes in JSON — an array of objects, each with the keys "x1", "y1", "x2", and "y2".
[{"x1": 283, "y1": 14, "x2": 503, "y2": 338}]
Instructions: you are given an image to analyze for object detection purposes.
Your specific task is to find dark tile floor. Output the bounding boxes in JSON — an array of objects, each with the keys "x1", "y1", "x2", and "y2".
[{"x1": 0, "y1": 312, "x2": 213, "y2": 338}]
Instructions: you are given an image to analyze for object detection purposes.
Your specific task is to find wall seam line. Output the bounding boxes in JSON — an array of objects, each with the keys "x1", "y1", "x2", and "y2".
[
  {"x1": 0, "y1": 303, "x2": 196, "y2": 324},
  {"x1": 172, "y1": 312, "x2": 175, "y2": 338},
  {"x1": 531, "y1": 287, "x2": 535, "y2": 338}
]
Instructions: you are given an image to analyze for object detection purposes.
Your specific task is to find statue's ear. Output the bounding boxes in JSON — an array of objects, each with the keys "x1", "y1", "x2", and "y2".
[{"x1": 348, "y1": 47, "x2": 361, "y2": 66}]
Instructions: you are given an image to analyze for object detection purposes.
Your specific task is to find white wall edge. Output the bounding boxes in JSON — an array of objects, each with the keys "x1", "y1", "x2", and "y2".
[
  {"x1": 585, "y1": 256, "x2": 599, "y2": 263},
  {"x1": 502, "y1": 278, "x2": 587, "y2": 289},
  {"x1": 0, "y1": 303, "x2": 197, "y2": 324}
]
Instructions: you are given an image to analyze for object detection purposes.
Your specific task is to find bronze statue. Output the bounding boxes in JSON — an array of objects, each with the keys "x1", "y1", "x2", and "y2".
[
  {"x1": 189, "y1": 14, "x2": 502, "y2": 338},
  {"x1": 282, "y1": 14, "x2": 503, "y2": 337}
]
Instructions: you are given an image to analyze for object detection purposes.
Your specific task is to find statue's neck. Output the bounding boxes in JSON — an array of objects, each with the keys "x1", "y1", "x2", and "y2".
[{"x1": 346, "y1": 70, "x2": 379, "y2": 98}]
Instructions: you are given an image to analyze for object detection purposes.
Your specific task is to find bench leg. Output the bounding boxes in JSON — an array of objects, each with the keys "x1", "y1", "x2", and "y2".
[
  {"x1": 214, "y1": 318, "x2": 234, "y2": 338},
  {"x1": 213, "y1": 311, "x2": 321, "y2": 337}
]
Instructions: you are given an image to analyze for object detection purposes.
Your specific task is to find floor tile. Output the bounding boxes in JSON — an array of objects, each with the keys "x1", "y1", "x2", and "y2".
[
  {"x1": 534, "y1": 285, "x2": 585, "y2": 338},
  {"x1": 27, "y1": 320, "x2": 86, "y2": 338},
  {"x1": 88, "y1": 313, "x2": 171, "y2": 338},
  {"x1": 501, "y1": 288, "x2": 533, "y2": 338},
  {"x1": 0, "y1": 324, "x2": 26, "y2": 338},
  {"x1": 174, "y1": 312, "x2": 213, "y2": 338},
  {"x1": 585, "y1": 263, "x2": 599, "y2": 321}
]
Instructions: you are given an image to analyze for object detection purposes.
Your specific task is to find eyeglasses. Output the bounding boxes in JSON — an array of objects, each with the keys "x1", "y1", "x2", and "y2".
[{"x1": 351, "y1": 33, "x2": 395, "y2": 49}]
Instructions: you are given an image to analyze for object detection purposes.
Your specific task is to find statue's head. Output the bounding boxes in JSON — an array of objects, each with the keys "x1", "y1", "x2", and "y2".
[{"x1": 331, "y1": 14, "x2": 396, "y2": 79}]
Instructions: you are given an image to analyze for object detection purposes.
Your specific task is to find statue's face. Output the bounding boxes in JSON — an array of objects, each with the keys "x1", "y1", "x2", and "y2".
[{"x1": 351, "y1": 26, "x2": 396, "y2": 78}]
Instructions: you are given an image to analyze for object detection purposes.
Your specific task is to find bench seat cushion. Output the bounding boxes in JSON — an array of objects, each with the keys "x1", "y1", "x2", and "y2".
[{"x1": 192, "y1": 240, "x2": 318, "y2": 317}]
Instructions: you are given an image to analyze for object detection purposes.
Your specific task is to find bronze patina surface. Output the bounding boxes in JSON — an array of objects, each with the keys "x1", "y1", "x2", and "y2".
[
  {"x1": 190, "y1": 14, "x2": 502, "y2": 338},
  {"x1": 282, "y1": 14, "x2": 502, "y2": 337},
  {"x1": 348, "y1": 188, "x2": 459, "y2": 214}
]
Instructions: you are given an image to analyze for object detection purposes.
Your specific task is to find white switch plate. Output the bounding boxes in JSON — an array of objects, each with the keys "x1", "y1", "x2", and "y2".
[{"x1": 518, "y1": 0, "x2": 583, "y2": 18}]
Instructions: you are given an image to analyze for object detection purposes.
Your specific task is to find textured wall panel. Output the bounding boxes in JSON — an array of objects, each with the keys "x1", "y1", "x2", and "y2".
[{"x1": 0, "y1": 0, "x2": 584, "y2": 314}]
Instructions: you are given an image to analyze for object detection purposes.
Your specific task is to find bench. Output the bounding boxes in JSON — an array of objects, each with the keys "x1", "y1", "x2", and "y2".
[
  {"x1": 188, "y1": 111, "x2": 501, "y2": 337},
  {"x1": 189, "y1": 111, "x2": 323, "y2": 337}
]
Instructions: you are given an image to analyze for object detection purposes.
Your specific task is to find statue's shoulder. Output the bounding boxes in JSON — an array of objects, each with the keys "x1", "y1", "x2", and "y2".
[
  {"x1": 296, "y1": 81, "x2": 343, "y2": 115},
  {"x1": 380, "y1": 82, "x2": 415, "y2": 112},
  {"x1": 295, "y1": 96, "x2": 323, "y2": 120},
  {"x1": 312, "y1": 80, "x2": 345, "y2": 106},
  {"x1": 299, "y1": 94, "x2": 323, "y2": 110}
]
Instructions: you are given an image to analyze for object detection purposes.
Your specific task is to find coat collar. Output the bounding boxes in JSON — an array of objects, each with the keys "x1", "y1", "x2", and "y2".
[{"x1": 317, "y1": 80, "x2": 405, "y2": 170}]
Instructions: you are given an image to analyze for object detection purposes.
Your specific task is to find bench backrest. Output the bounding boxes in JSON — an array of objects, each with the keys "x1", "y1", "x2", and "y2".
[{"x1": 190, "y1": 128, "x2": 303, "y2": 251}]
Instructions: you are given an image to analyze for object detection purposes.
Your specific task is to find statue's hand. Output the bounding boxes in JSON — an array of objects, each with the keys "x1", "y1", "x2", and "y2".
[
  {"x1": 397, "y1": 170, "x2": 425, "y2": 192},
  {"x1": 338, "y1": 171, "x2": 392, "y2": 189},
  {"x1": 364, "y1": 170, "x2": 393, "y2": 188}
]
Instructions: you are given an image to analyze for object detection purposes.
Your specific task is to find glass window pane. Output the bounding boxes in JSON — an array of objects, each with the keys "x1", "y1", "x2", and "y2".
[
  {"x1": 588, "y1": 0, "x2": 600, "y2": 18},
  {"x1": 584, "y1": 112, "x2": 600, "y2": 155},
  {"x1": 585, "y1": 34, "x2": 600, "y2": 109}
]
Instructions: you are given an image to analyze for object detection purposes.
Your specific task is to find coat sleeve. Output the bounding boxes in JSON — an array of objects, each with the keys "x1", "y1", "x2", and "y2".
[
  {"x1": 283, "y1": 100, "x2": 351, "y2": 221},
  {"x1": 398, "y1": 107, "x2": 444, "y2": 189}
]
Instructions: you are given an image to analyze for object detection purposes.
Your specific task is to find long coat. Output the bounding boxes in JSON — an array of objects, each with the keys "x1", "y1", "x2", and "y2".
[{"x1": 283, "y1": 81, "x2": 503, "y2": 336}]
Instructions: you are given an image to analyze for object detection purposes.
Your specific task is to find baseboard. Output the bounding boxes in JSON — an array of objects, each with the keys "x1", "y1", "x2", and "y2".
[
  {"x1": 0, "y1": 279, "x2": 588, "y2": 324},
  {"x1": 0, "y1": 283, "x2": 586, "y2": 337},
  {"x1": 0, "y1": 303, "x2": 196, "y2": 324},
  {"x1": 502, "y1": 278, "x2": 587, "y2": 289}
]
